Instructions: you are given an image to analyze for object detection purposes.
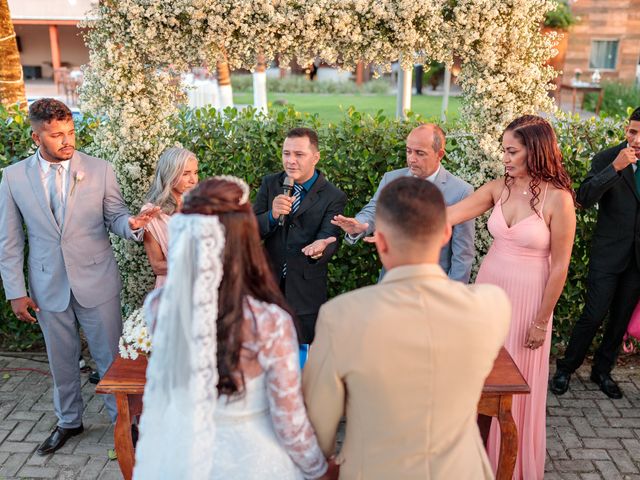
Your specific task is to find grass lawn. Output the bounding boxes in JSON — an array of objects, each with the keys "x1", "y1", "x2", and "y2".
[{"x1": 233, "y1": 92, "x2": 461, "y2": 125}]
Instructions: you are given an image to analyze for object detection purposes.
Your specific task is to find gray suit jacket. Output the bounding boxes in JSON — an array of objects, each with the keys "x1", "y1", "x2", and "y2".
[
  {"x1": 348, "y1": 166, "x2": 475, "y2": 283},
  {"x1": 0, "y1": 151, "x2": 138, "y2": 312}
]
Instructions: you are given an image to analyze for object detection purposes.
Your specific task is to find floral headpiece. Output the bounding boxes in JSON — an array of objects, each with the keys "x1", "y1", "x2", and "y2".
[{"x1": 213, "y1": 175, "x2": 250, "y2": 205}]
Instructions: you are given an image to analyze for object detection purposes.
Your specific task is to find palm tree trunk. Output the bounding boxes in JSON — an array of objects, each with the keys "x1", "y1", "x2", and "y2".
[
  {"x1": 0, "y1": 0, "x2": 27, "y2": 110},
  {"x1": 216, "y1": 56, "x2": 233, "y2": 109}
]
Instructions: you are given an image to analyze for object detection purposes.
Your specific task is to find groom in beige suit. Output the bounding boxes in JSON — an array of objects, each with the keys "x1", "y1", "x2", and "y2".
[{"x1": 303, "y1": 177, "x2": 511, "y2": 479}]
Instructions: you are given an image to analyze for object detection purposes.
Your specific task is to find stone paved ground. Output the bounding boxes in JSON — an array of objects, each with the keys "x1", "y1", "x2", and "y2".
[
  {"x1": 0, "y1": 354, "x2": 122, "y2": 480},
  {"x1": 2, "y1": 354, "x2": 640, "y2": 479},
  {"x1": 545, "y1": 362, "x2": 640, "y2": 480}
]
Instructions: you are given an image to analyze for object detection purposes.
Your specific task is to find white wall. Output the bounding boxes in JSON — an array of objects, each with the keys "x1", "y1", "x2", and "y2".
[
  {"x1": 14, "y1": 25, "x2": 89, "y2": 78},
  {"x1": 9, "y1": 0, "x2": 96, "y2": 21}
]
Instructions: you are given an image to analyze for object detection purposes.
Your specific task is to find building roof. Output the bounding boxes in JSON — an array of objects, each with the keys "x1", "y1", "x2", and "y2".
[{"x1": 9, "y1": 0, "x2": 97, "y2": 22}]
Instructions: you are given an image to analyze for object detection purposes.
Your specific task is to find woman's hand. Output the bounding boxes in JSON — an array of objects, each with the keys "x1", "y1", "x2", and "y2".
[{"x1": 524, "y1": 323, "x2": 546, "y2": 350}]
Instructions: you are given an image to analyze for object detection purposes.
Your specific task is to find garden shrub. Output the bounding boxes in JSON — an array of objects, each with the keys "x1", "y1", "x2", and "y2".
[
  {"x1": 0, "y1": 105, "x2": 631, "y2": 354},
  {"x1": 583, "y1": 81, "x2": 640, "y2": 119}
]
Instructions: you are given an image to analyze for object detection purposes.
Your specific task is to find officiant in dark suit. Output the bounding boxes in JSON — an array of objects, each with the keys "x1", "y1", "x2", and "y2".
[
  {"x1": 253, "y1": 128, "x2": 346, "y2": 344},
  {"x1": 551, "y1": 106, "x2": 640, "y2": 399}
]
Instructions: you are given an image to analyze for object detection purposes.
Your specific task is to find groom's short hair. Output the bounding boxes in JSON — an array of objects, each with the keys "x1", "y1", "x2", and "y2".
[
  {"x1": 377, "y1": 177, "x2": 446, "y2": 242},
  {"x1": 28, "y1": 98, "x2": 72, "y2": 129}
]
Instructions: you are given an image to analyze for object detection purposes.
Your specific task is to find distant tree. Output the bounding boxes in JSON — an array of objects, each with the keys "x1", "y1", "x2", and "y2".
[{"x1": 0, "y1": 0, "x2": 26, "y2": 110}]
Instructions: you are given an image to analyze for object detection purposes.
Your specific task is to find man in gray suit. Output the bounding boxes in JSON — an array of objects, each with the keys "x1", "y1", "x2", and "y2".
[
  {"x1": 332, "y1": 124, "x2": 475, "y2": 282},
  {"x1": 0, "y1": 99, "x2": 159, "y2": 455}
]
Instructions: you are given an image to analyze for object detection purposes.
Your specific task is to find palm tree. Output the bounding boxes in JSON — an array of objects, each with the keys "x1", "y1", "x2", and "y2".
[{"x1": 0, "y1": 0, "x2": 27, "y2": 110}]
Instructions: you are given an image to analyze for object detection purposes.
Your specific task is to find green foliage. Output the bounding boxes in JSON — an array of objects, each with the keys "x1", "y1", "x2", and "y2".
[
  {"x1": 230, "y1": 74, "x2": 391, "y2": 95},
  {"x1": 544, "y1": 0, "x2": 577, "y2": 30},
  {"x1": 0, "y1": 104, "x2": 630, "y2": 355},
  {"x1": 0, "y1": 104, "x2": 35, "y2": 168},
  {"x1": 551, "y1": 114, "x2": 627, "y2": 353},
  {"x1": 422, "y1": 62, "x2": 445, "y2": 91},
  {"x1": 583, "y1": 81, "x2": 640, "y2": 119}
]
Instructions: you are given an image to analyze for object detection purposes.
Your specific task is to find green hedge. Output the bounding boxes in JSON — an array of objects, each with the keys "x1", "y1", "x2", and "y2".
[
  {"x1": 583, "y1": 81, "x2": 640, "y2": 119},
  {"x1": 0, "y1": 105, "x2": 629, "y2": 352}
]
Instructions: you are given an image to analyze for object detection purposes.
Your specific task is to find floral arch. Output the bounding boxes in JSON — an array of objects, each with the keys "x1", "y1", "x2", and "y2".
[{"x1": 81, "y1": 0, "x2": 558, "y2": 309}]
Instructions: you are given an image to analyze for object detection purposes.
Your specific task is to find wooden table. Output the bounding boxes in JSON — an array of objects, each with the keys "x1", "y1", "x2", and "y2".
[
  {"x1": 98, "y1": 347, "x2": 529, "y2": 480},
  {"x1": 96, "y1": 356, "x2": 147, "y2": 480},
  {"x1": 560, "y1": 83, "x2": 604, "y2": 115},
  {"x1": 478, "y1": 347, "x2": 530, "y2": 480}
]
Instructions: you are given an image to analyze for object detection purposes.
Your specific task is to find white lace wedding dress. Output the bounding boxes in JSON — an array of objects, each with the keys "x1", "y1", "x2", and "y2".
[{"x1": 203, "y1": 297, "x2": 328, "y2": 479}]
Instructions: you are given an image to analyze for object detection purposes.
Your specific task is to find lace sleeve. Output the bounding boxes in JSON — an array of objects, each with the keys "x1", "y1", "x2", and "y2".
[{"x1": 250, "y1": 298, "x2": 328, "y2": 479}]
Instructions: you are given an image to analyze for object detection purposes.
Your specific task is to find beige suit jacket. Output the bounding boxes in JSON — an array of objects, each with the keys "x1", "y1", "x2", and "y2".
[{"x1": 302, "y1": 264, "x2": 511, "y2": 480}]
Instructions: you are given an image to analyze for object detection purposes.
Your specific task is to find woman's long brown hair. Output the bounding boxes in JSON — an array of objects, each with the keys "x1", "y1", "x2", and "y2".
[
  {"x1": 503, "y1": 115, "x2": 576, "y2": 213},
  {"x1": 181, "y1": 178, "x2": 292, "y2": 397}
]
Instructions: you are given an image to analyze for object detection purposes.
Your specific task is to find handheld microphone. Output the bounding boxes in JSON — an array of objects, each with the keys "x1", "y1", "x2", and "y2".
[{"x1": 278, "y1": 176, "x2": 295, "y2": 226}]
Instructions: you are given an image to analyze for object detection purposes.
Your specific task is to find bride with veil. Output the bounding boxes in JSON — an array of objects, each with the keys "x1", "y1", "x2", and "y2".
[{"x1": 133, "y1": 177, "x2": 331, "y2": 479}]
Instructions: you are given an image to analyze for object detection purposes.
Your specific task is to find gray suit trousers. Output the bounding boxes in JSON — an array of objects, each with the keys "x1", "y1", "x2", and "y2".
[{"x1": 37, "y1": 293, "x2": 122, "y2": 428}]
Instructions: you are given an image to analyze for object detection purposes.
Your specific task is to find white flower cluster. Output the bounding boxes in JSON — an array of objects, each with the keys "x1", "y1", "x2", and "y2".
[
  {"x1": 118, "y1": 307, "x2": 152, "y2": 360},
  {"x1": 80, "y1": 0, "x2": 558, "y2": 309}
]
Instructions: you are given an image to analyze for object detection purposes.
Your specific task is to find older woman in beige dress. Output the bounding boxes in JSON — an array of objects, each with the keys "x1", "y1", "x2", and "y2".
[{"x1": 142, "y1": 147, "x2": 199, "y2": 287}]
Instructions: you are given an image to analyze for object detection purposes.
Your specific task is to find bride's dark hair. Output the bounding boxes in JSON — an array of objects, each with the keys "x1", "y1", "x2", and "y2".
[{"x1": 181, "y1": 178, "x2": 293, "y2": 396}]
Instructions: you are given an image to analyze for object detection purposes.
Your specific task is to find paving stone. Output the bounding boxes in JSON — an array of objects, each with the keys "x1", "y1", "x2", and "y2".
[
  {"x1": 594, "y1": 460, "x2": 623, "y2": 480},
  {"x1": 0, "y1": 441, "x2": 38, "y2": 453},
  {"x1": 0, "y1": 453, "x2": 30, "y2": 477},
  {"x1": 48, "y1": 453, "x2": 90, "y2": 467},
  {"x1": 26, "y1": 452, "x2": 49, "y2": 466},
  {"x1": 561, "y1": 399, "x2": 598, "y2": 408},
  {"x1": 582, "y1": 438, "x2": 623, "y2": 449},
  {"x1": 7, "y1": 410, "x2": 45, "y2": 421},
  {"x1": 97, "y1": 470, "x2": 125, "y2": 480},
  {"x1": 554, "y1": 460, "x2": 597, "y2": 472},
  {"x1": 17, "y1": 465, "x2": 60, "y2": 478},
  {"x1": 608, "y1": 449, "x2": 639, "y2": 474},
  {"x1": 619, "y1": 409, "x2": 640, "y2": 418},
  {"x1": 568, "y1": 448, "x2": 610, "y2": 460},
  {"x1": 548, "y1": 416, "x2": 571, "y2": 426},
  {"x1": 571, "y1": 416, "x2": 597, "y2": 437},
  {"x1": 594, "y1": 427, "x2": 635, "y2": 439},
  {"x1": 79, "y1": 458, "x2": 109, "y2": 480},
  {"x1": 6, "y1": 420, "x2": 35, "y2": 442},
  {"x1": 609, "y1": 417, "x2": 640, "y2": 428},
  {"x1": 557, "y1": 426, "x2": 584, "y2": 448},
  {"x1": 621, "y1": 438, "x2": 640, "y2": 458}
]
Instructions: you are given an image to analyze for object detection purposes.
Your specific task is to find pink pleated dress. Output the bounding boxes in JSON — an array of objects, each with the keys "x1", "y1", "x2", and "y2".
[{"x1": 476, "y1": 185, "x2": 551, "y2": 480}]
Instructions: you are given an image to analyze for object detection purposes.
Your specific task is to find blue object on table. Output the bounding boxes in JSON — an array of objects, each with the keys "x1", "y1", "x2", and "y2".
[{"x1": 299, "y1": 344, "x2": 309, "y2": 370}]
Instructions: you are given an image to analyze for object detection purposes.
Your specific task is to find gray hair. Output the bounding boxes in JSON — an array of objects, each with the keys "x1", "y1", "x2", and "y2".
[{"x1": 145, "y1": 147, "x2": 198, "y2": 215}]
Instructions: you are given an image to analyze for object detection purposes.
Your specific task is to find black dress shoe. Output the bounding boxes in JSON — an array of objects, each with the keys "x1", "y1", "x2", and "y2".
[
  {"x1": 37, "y1": 424, "x2": 84, "y2": 456},
  {"x1": 550, "y1": 370, "x2": 571, "y2": 395},
  {"x1": 590, "y1": 371, "x2": 623, "y2": 399}
]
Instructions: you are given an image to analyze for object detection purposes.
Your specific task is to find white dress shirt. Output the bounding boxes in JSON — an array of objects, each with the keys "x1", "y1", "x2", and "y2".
[{"x1": 37, "y1": 149, "x2": 71, "y2": 208}]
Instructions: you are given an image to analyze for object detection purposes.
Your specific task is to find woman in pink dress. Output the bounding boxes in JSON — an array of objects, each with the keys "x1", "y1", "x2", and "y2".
[
  {"x1": 448, "y1": 115, "x2": 576, "y2": 479},
  {"x1": 142, "y1": 147, "x2": 199, "y2": 287}
]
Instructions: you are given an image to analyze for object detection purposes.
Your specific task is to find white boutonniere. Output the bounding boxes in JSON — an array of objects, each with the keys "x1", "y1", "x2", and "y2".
[{"x1": 70, "y1": 171, "x2": 84, "y2": 196}]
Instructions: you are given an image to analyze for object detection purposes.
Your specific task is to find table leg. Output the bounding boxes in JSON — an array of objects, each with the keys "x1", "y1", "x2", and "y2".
[
  {"x1": 496, "y1": 395, "x2": 517, "y2": 480},
  {"x1": 114, "y1": 393, "x2": 135, "y2": 480}
]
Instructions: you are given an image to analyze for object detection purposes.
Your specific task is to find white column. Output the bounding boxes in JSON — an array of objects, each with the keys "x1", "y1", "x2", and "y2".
[
  {"x1": 218, "y1": 85, "x2": 233, "y2": 109},
  {"x1": 395, "y1": 65, "x2": 413, "y2": 119},
  {"x1": 441, "y1": 67, "x2": 452, "y2": 123},
  {"x1": 253, "y1": 71, "x2": 268, "y2": 114}
]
